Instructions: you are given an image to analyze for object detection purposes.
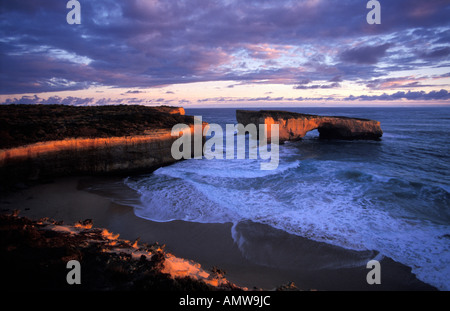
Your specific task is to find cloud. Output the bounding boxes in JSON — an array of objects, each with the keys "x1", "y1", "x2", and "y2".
[
  {"x1": 330, "y1": 76, "x2": 343, "y2": 83},
  {"x1": 0, "y1": 0, "x2": 449, "y2": 96},
  {"x1": 3, "y1": 89, "x2": 448, "y2": 107},
  {"x1": 294, "y1": 82, "x2": 341, "y2": 89},
  {"x1": 196, "y1": 95, "x2": 337, "y2": 103},
  {"x1": 419, "y1": 46, "x2": 450, "y2": 59},
  {"x1": 125, "y1": 90, "x2": 145, "y2": 94},
  {"x1": 345, "y1": 89, "x2": 450, "y2": 101},
  {"x1": 245, "y1": 44, "x2": 291, "y2": 60},
  {"x1": 0, "y1": 95, "x2": 176, "y2": 106},
  {"x1": 339, "y1": 43, "x2": 391, "y2": 65},
  {"x1": 363, "y1": 76, "x2": 441, "y2": 89},
  {"x1": 296, "y1": 79, "x2": 312, "y2": 85},
  {"x1": 1, "y1": 95, "x2": 95, "y2": 106}
]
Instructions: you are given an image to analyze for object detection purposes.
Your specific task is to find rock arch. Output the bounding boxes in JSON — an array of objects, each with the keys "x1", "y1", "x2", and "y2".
[{"x1": 236, "y1": 110, "x2": 383, "y2": 142}]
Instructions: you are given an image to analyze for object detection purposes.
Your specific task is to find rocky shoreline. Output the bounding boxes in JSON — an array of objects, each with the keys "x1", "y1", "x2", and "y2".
[{"x1": 0, "y1": 213, "x2": 242, "y2": 291}]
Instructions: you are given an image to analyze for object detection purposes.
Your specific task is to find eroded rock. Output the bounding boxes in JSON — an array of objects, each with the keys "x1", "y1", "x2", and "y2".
[{"x1": 236, "y1": 110, "x2": 383, "y2": 142}]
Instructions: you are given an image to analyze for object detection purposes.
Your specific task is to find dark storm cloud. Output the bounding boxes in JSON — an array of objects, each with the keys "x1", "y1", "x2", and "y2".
[
  {"x1": 419, "y1": 47, "x2": 450, "y2": 60},
  {"x1": 0, "y1": 0, "x2": 449, "y2": 95},
  {"x1": 339, "y1": 43, "x2": 391, "y2": 65}
]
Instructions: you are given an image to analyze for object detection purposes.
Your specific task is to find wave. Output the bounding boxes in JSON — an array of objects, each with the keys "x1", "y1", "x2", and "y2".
[{"x1": 126, "y1": 155, "x2": 450, "y2": 290}]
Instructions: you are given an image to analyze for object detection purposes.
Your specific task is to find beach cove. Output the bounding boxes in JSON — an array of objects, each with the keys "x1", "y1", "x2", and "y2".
[{"x1": 0, "y1": 175, "x2": 436, "y2": 291}]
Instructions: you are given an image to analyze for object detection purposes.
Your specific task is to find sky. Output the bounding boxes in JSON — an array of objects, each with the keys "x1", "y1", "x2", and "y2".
[{"x1": 0, "y1": 0, "x2": 449, "y2": 107}]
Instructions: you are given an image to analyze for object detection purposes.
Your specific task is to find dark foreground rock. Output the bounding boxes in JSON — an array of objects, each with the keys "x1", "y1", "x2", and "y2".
[{"x1": 0, "y1": 214, "x2": 241, "y2": 291}]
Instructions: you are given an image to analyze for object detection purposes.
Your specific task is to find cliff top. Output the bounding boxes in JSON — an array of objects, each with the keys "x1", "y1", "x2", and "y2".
[{"x1": 0, "y1": 105, "x2": 192, "y2": 149}]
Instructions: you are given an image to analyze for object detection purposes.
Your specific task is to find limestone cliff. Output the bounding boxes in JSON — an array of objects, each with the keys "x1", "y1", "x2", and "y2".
[
  {"x1": 0, "y1": 104, "x2": 186, "y2": 149},
  {"x1": 236, "y1": 110, "x2": 383, "y2": 142},
  {"x1": 0, "y1": 105, "x2": 203, "y2": 184}
]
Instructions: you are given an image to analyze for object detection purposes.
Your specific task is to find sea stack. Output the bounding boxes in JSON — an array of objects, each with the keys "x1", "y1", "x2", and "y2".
[{"x1": 236, "y1": 110, "x2": 383, "y2": 142}]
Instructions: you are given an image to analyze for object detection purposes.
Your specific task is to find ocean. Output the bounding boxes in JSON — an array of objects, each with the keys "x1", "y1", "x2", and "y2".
[{"x1": 124, "y1": 107, "x2": 450, "y2": 290}]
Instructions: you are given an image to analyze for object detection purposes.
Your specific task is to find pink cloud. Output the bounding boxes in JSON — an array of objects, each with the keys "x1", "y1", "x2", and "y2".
[{"x1": 245, "y1": 44, "x2": 292, "y2": 60}]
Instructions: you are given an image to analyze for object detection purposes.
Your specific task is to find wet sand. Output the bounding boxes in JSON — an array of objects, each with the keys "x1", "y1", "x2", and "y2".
[{"x1": 0, "y1": 176, "x2": 436, "y2": 291}]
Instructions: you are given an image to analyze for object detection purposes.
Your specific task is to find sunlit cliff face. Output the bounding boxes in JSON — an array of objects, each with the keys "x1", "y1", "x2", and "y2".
[
  {"x1": 236, "y1": 110, "x2": 383, "y2": 141},
  {"x1": 267, "y1": 116, "x2": 382, "y2": 140},
  {"x1": 0, "y1": 132, "x2": 175, "y2": 165},
  {"x1": 0, "y1": 118, "x2": 211, "y2": 182}
]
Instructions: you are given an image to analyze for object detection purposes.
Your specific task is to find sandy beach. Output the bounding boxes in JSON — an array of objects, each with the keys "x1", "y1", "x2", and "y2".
[{"x1": 0, "y1": 176, "x2": 436, "y2": 291}]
